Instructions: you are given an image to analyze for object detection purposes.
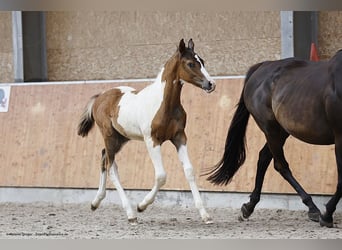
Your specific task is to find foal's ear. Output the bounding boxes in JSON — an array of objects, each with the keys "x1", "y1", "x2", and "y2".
[
  {"x1": 179, "y1": 39, "x2": 186, "y2": 55},
  {"x1": 188, "y1": 38, "x2": 194, "y2": 51}
]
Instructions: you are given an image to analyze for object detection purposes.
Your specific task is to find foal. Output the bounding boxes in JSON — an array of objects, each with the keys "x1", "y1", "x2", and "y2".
[{"x1": 78, "y1": 39, "x2": 215, "y2": 224}]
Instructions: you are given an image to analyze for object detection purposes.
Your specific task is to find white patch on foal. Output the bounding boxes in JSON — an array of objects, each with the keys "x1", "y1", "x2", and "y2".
[
  {"x1": 116, "y1": 86, "x2": 135, "y2": 93},
  {"x1": 116, "y1": 68, "x2": 166, "y2": 140}
]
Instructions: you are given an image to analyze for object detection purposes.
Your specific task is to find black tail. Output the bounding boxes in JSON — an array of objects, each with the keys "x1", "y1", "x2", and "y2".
[
  {"x1": 77, "y1": 94, "x2": 99, "y2": 137},
  {"x1": 205, "y1": 62, "x2": 263, "y2": 185}
]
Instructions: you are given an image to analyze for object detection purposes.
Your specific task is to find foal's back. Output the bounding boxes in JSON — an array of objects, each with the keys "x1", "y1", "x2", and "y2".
[
  {"x1": 92, "y1": 88, "x2": 128, "y2": 138},
  {"x1": 92, "y1": 78, "x2": 166, "y2": 141}
]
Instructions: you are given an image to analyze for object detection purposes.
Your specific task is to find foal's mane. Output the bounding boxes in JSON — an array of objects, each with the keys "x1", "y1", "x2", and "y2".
[
  {"x1": 162, "y1": 43, "x2": 197, "y2": 82},
  {"x1": 161, "y1": 52, "x2": 181, "y2": 82}
]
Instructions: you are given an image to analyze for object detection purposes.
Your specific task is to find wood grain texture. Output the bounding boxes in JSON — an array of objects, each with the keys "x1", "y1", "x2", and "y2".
[{"x1": 0, "y1": 79, "x2": 337, "y2": 194}]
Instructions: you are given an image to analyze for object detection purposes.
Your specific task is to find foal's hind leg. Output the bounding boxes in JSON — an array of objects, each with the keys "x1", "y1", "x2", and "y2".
[
  {"x1": 91, "y1": 149, "x2": 107, "y2": 210},
  {"x1": 240, "y1": 143, "x2": 273, "y2": 220},
  {"x1": 266, "y1": 130, "x2": 320, "y2": 222},
  {"x1": 320, "y1": 137, "x2": 342, "y2": 227},
  {"x1": 102, "y1": 129, "x2": 137, "y2": 223},
  {"x1": 108, "y1": 160, "x2": 137, "y2": 224}
]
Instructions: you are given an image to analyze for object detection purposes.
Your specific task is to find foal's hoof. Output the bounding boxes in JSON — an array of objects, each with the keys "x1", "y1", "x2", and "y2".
[
  {"x1": 137, "y1": 204, "x2": 145, "y2": 213},
  {"x1": 319, "y1": 215, "x2": 334, "y2": 228},
  {"x1": 308, "y1": 211, "x2": 320, "y2": 222},
  {"x1": 128, "y1": 217, "x2": 138, "y2": 225},
  {"x1": 203, "y1": 217, "x2": 214, "y2": 225},
  {"x1": 90, "y1": 204, "x2": 98, "y2": 211}
]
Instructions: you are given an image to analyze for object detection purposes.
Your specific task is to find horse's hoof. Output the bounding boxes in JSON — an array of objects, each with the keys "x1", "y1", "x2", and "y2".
[
  {"x1": 238, "y1": 212, "x2": 249, "y2": 222},
  {"x1": 308, "y1": 211, "x2": 320, "y2": 222},
  {"x1": 128, "y1": 217, "x2": 138, "y2": 225},
  {"x1": 240, "y1": 203, "x2": 251, "y2": 220},
  {"x1": 319, "y1": 215, "x2": 334, "y2": 228}
]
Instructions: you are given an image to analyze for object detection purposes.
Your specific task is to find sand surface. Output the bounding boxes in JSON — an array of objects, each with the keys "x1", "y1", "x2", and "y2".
[{"x1": 0, "y1": 202, "x2": 341, "y2": 239}]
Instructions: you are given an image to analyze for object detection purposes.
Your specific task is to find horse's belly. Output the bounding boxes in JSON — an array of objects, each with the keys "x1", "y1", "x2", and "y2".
[
  {"x1": 275, "y1": 114, "x2": 334, "y2": 145},
  {"x1": 287, "y1": 129, "x2": 334, "y2": 145}
]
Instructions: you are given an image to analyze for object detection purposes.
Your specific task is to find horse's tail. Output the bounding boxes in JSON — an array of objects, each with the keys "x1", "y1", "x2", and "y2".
[
  {"x1": 205, "y1": 62, "x2": 263, "y2": 185},
  {"x1": 77, "y1": 94, "x2": 99, "y2": 137},
  {"x1": 205, "y1": 93, "x2": 250, "y2": 185}
]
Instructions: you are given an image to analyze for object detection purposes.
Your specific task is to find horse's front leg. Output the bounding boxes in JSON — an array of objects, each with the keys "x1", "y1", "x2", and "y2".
[
  {"x1": 320, "y1": 137, "x2": 342, "y2": 228},
  {"x1": 172, "y1": 135, "x2": 213, "y2": 224},
  {"x1": 137, "y1": 137, "x2": 166, "y2": 212}
]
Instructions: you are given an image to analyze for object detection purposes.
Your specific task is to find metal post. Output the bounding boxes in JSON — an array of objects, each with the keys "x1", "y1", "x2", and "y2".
[
  {"x1": 12, "y1": 11, "x2": 24, "y2": 82},
  {"x1": 22, "y1": 11, "x2": 48, "y2": 82},
  {"x1": 280, "y1": 11, "x2": 294, "y2": 59}
]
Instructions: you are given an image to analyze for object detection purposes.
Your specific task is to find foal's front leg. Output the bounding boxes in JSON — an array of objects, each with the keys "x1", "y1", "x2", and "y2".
[
  {"x1": 177, "y1": 144, "x2": 213, "y2": 224},
  {"x1": 137, "y1": 137, "x2": 166, "y2": 212}
]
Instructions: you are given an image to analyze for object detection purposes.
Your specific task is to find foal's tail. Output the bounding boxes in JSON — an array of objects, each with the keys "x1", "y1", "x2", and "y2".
[
  {"x1": 77, "y1": 94, "x2": 99, "y2": 137},
  {"x1": 205, "y1": 62, "x2": 263, "y2": 185}
]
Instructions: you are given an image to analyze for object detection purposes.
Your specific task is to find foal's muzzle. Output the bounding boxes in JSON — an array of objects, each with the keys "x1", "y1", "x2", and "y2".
[{"x1": 203, "y1": 80, "x2": 216, "y2": 93}]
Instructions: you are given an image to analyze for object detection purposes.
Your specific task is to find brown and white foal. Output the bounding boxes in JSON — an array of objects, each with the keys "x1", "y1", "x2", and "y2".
[{"x1": 78, "y1": 39, "x2": 215, "y2": 224}]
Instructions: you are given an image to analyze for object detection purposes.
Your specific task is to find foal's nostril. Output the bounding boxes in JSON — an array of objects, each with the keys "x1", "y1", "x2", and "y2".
[
  {"x1": 209, "y1": 81, "x2": 216, "y2": 89},
  {"x1": 204, "y1": 81, "x2": 216, "y2": 93}
]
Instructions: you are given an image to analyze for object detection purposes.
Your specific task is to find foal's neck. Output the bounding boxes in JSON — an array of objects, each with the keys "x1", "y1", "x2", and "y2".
[{"x1": 160, "y1": 54, "x2": 183, "y2": 109}]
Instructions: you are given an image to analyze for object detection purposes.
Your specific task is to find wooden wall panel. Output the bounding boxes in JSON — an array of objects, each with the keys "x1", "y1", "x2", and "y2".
[{"x1": 0, "y1": 79, "x2": 337, "y2": 195}]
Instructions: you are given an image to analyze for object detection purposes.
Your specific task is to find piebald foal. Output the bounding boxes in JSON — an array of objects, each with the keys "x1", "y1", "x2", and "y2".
[{"x1": 78, "y1": 39, "x2": 215, "y2": 224}]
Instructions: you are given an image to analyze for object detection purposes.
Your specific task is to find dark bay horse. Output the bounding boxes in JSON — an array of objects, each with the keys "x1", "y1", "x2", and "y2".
[
  {"x1": 206, "y1": 49, "x2": 342, "y2": 228},
  {"x1": 78, "y1": 39, "x2": 215, "y2": 224}
]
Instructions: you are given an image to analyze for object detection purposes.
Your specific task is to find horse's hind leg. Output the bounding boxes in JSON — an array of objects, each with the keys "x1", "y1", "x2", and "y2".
[
  {"x1": 240, "y1": 143, "x2": 273, "y2": 220},
  {"x1": 266, "y1": 130, "x2": 321, "y2": 222},
  {"x1": 320, "y1": 136, "x2": 342, "y2": 227},
  {"x1": 91, "y1": 148, "x2": 107, "y2": 211}
]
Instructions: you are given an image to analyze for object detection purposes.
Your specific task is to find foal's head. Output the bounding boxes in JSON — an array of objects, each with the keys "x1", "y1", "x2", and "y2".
[{"x1": 172, "y1": 39, "x2": 216, "y2": 93}]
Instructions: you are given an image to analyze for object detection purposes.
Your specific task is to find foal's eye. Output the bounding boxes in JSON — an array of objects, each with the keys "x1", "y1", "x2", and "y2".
[{"x1": 188, "y1": 62, "x2": 195, "y2": 68}]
